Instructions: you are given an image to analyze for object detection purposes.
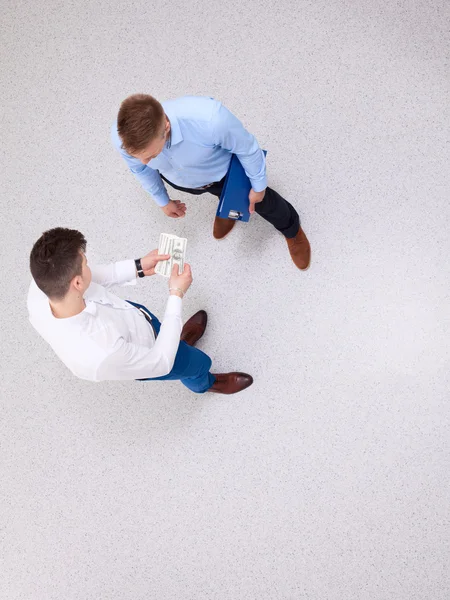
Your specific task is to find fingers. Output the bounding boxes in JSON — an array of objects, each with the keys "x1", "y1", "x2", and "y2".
[
  {"x1": 183, "y1": 263, "x2": 192, "y2": 276},
  {"x1": 155, "y1": 254, "x2": 171, "y2": 262},
  {"x1": 171, "y1": 203, "x2": 186, "y2": 218},
  {"x1": 249, "y1": 203, "x2": 256, "y2": 214},
  {"x1": 168, "y1": 200, "x2": 186, "y2": 218},
  {"x1": 171, "y1": 263, "x2": 180, "y2": 276}
]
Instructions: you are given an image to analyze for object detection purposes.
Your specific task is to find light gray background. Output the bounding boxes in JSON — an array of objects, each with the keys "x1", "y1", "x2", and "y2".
[{"x1": 1, "y1": 0, "x2": 449, "y2": 598}]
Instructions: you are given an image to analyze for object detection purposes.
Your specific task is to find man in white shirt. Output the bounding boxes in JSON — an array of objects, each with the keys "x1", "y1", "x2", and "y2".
[{"x1": 27, "y1": 228, "x2": 253, "y2": 394}]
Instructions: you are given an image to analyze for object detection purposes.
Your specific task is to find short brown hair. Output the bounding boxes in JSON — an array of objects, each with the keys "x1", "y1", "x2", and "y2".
[
  {"x1": 30, "y1": 228, "x2": 86, "y2": 300},
  {"x1": 117, "y1": 94, "x2": 165, "y2": 154}
]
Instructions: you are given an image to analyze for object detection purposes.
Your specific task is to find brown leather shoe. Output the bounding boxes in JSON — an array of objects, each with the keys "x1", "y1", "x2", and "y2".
[
  {"x1": 213, "y1": 217, "x2": 236, "y2": 240},
  {"x1": 286, "y1": 227, "x2": 311, "y2": 270},
  {"x1": 180, "y1": 310, "x2": 207, "y2": 346},
  {"x1": 209, "y1": 372, "x2": 253, "y2": 394}
]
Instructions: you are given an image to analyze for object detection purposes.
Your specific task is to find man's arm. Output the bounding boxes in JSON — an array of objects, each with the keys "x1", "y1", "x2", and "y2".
[
  {"x1": 90, "y1": 259, "x2": 137, "y2": 288},
  {"x1": 90, "y1": 249, "x2": 171, "y2": 288},
  {"x1": 111, "y1": 124, "x2": 170, "y2": 207},
  {"x1": 210, "y1": 103, "x2": 267, "y2": 193},
  {"x1": 95, "y1": 295, "x2": 183, "y2": 381}
]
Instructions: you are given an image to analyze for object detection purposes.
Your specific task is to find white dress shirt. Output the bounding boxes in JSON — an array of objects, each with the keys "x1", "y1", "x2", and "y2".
[{"x1": 27, "y1": 259, "x2": 183, "y2": 382}]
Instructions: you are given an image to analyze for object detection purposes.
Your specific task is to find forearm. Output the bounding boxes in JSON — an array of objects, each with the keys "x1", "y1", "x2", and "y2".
[
  {"x1": 151, "y1": 295, "x2": 183, "y2": 371},
  {"x1": 236, "y1": 146, "x2": 267, "y2": 192},
  {"x1": 130, "y1": 164, "x2": 170, "y2": 206},
  {"x1": 90, "y1": 259, "x2": 137, "y2": 288},
  {"x1": 212, "y1": 103, "x2": 268, "y2": 191}
]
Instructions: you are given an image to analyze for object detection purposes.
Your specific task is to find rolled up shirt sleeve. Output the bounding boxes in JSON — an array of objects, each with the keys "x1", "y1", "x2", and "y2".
[
  {"x1": 95, "y1": 295, "x2": 183, "y2": 380},
  {"x1": 111, "y1": 124, "x2": 170, "y2": 206},
  {"x1": 210, "y1": 103, "x2": 267, "y2": 192}
]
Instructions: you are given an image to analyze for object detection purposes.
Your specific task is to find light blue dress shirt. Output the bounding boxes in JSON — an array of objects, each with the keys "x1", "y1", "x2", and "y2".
[{"x1": 111, "y1": 96, "x2": 267, "y2": 207}]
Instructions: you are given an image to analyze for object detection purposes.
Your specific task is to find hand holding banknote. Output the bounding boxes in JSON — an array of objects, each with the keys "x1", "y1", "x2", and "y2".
[
  {"x1": 169, "y1": 263, "x2": 193, "y2": 298},
  {"x1": 155, "y1": 233, "x2": 188, "y2": 277},
  {"x1": 140, "y1": 249, "x2": 171, "y2": 276}
]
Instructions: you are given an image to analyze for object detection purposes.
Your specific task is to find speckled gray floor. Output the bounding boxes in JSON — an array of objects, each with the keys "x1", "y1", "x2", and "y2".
[{"x1": 1, "y1": 1, "x2": 450, "y2": 599}]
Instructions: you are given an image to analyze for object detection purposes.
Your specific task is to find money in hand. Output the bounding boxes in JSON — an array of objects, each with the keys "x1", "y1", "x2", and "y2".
[{"x1": 155, "y1": 233, "x2": 187, "y2": 277}]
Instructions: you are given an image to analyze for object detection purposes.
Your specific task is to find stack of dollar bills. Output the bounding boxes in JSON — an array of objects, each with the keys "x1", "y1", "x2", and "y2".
[{"x1": 155, "y1": 233, "x2": 187, "y2": 277}]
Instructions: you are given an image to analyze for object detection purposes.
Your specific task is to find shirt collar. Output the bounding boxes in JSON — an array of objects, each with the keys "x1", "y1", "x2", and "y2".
[
  {"x1": 164, "y1": 105, "x2": 183, "y2": 146},
  {"x1": 83, "y1": 300, "x2": 98, "y2": 316}
]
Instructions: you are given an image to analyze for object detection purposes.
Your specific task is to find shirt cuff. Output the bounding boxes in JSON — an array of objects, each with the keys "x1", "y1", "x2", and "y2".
[
  {"x1": 152, "y1": 189, "x2": 171, "y2": 207},
  {"x1": 118, "y1": 259, "x2": 138, "y2": 286},
  {"x1": 250, "y1": 175, "x2": 268, "y2": 193}
]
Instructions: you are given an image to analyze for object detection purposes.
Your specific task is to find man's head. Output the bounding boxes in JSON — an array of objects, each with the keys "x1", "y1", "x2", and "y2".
[
  {"x1": 30, "y1": 228, "x2": 91, "y2": 301},
  {"x1": 117, "y1": 94, "x2": 170, "y2": 164}
]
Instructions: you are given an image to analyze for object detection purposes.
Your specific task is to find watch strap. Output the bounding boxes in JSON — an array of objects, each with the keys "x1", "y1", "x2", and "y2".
[{"x1": 134, "y1": 258, "x2": 145, "y2": 278}]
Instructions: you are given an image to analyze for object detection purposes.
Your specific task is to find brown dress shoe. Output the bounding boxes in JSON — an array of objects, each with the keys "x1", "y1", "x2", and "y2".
[
  {"x1": 286, "y1": 227, "x2": 311, "y2": 270},
  {"x1": 209, "y1": 372, "x2": 253, "y2": 394},
  {"x1": 213, "y1": 217, "x2": 236, "y2": 240},
  {"x1": 180, "y1": 310, "x2": 207, "y2": 346}
]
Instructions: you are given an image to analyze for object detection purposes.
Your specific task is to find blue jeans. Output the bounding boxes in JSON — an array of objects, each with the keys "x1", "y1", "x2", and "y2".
[{"x1": 127, "y1": 301, "x2": 216, "y2": 394}]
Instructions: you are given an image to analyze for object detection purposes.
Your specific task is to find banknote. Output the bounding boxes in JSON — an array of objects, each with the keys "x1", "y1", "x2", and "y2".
[{"x1": 155, "y1": 233, "x2": 187, "y2": 277}]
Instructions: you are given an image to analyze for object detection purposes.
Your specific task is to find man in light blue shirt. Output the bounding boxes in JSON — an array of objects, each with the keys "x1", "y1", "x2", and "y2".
[{"x1": 111, "y1": 95, "x2": 310, "y2": 270}]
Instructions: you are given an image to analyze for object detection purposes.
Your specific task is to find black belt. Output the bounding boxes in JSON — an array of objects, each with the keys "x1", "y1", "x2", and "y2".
[{"x1": 159, "y1": 173, "x2": 216, "y2": 191}]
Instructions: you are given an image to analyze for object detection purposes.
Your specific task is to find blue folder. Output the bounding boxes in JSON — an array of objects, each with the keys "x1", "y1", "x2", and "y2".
[{"x1": 216, "y1": 151, "x2": 267, "y2": 222}]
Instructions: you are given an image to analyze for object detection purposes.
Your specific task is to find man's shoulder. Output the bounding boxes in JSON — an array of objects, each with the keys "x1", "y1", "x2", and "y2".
[{"x1": 164, "y1": 96, "x2": 221, "y2": 122}]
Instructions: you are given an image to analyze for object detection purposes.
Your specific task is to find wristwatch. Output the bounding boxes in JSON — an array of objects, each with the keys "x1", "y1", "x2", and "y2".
[{"x1": 134, "y1": 258, "x2": 145, "y2": 278}]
